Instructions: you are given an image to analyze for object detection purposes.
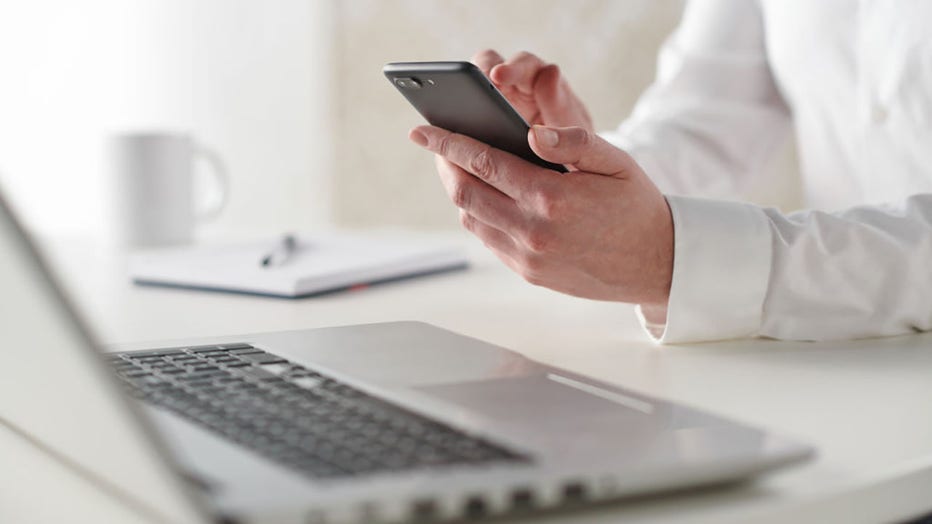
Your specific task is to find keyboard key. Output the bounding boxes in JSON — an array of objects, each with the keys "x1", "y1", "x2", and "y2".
[
  {"x1": 128, "y1": 348, "x2": 185, "y2": 358},
  {"x1": 292, "y1": 376, "x2": 323, "y2": 389},
  {"x1": 184, "y1": 379, "x2": 218, "y2": 388},
  {"x1": 260, "y1": 363, "x2": 292, "y2": 375},
  {"x1": 230, "y1": 348, "x2": 264, "y2": 355},
  {"x1": 190, "y1": 345, "x2": 229, "y2": 353},
  {"x1": 240, "y1": 353, "x2": 287, "y2": 365},
  {"x1": 109, "y1": 347, "x2": 529, "y2": 479},
  {"x1": 216, "y1": 343, "x2": 254, "y2": 350},
  {"x1": 237, "y1": 367, "x2": 279, "y2": 381},
  {"x1": 197, "y1": 351, "x2": 230, "y2": 358},
  {"x1": 138, "y1": 375, "x2": 170, "y2": 386}
]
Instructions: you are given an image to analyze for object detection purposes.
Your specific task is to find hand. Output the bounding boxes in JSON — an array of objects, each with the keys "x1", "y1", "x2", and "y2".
[
  {"x1": 409, "y1": 124, "x2": 674, "y2": 313},
  {"x1": 472, "y1": 49, "x2": 594, "y2": 132}
]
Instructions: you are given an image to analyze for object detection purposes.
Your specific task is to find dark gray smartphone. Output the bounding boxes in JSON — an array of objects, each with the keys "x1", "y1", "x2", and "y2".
[{"x1": 384, "y1": 61, "x2": 567, "y2": 173}]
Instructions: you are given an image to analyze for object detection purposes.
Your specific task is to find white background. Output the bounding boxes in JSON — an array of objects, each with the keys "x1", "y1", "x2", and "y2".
[{"x1": 0, "y1": 0, "x2": 333, "y2": 240}]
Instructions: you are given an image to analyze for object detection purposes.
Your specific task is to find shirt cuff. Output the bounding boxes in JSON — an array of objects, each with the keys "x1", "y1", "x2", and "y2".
[{"x1": 638, "y1": 195, "x2": 774, "y2": 344}]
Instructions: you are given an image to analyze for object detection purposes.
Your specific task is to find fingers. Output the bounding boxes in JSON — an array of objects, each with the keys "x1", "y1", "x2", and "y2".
[
  {"x1": 533, "y1": 64, "x2": 590, "y2": 129},
  {"x1": 489, "y1": 52, "x2": 591, "y2": 129},
  {"x1": 471, "y1": 49, "x2": 505, "y2": 79},
  {"x1": 527, "y1": 125, "x2": 635, "y2": 177},
  {"x1": 461, "y1": 209, "x2": 551, "y2": 287},
  {"x1": 490, "y1": 51, "x2": 548, "y2": 94},
  {"x1": 435, "y1": 157, "x2": 526, "y2": 232},
  {"x1": 459, "y1": 211, "x2": 530, "y2": 279},
  {"x1": 532, "y1": 64, "x2": 567, "y2": 124},
  {"x1": 410, "y1": 125, "x2": 558, "y2": 200},
  {"x1": 458, "y1": 210, "x2": 517, "y2": 254}
]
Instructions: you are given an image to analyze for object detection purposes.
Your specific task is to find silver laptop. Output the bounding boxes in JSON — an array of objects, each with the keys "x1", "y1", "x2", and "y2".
[{"x1": 0, "y1": 192, "x2": 813, "y2": 524}]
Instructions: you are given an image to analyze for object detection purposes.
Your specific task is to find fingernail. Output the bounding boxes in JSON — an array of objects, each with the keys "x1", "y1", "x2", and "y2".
[
  {"x1": 534, "y1": 126, "x2": 559, "y2": 147},
  {"x1": 409, "y1": 129, "x2": 428, "y2": 147}
]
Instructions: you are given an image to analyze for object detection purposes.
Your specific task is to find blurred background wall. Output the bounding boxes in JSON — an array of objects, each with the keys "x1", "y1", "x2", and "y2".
[
  {"x1": 0, "y1": 0, "x2": 800, "y2": 240},
  {"x1": 0, "y1": 0, "x2": 333, "y2": 240},
  {"x1": 333, "y1": 0, "x2": 687, "y2": 229}
]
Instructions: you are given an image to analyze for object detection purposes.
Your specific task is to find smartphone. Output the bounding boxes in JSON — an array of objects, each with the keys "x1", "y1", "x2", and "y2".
[{"x1": 384, "y1": 61, "x2": 567, "y2": 173}]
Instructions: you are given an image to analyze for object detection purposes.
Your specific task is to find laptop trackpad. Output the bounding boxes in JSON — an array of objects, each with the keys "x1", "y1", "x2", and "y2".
[{"x1": 417, "y1": 373, "x2": 661, "y2": 447}]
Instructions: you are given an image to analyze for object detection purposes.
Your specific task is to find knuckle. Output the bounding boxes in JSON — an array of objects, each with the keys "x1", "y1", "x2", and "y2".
[
  {"x1": 539, "y1": 199, "x2": 558, "y2": 221},
  {"x1": 514, "y1": 250, "x2": 534, "y2": 270},
  {"x1": 450, "y1": 180, "x2": 472, "y2": 209},
  {"x1": 514, "y1": 51, "x2": 546, "y2": 70},
  {"x1": 534, "y1": 186, "x2": 562, "y2": 219},
  {"x1": 515, "y1": 50, "x2": 536, "y2": 62},
  {"x1": 468, "y1": 147, "x2": 496, "y2": 180},
  {"x1": 523, "y1": 274, "x2": 546, "y2": 287},
  {"x1": 519, "y1": 263, "x2": 546, "y2": 286},
  {"x1": 459, "y1": 211, "x2": 476, "y2": 231},
  {"x1": 474, "y1": 48, "x2": 499, "y2": 61},
  {"x1": 524, "y1": 226, "x2": 553, "y2": 254},
  {"x1": 435, "y1": 131, "x2": 454, "y2": 156}
]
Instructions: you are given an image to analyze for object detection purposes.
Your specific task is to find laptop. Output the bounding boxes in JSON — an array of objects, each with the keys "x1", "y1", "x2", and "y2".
[{"x1": 0, "y1": 191, "x2": 813, "y2": 523}]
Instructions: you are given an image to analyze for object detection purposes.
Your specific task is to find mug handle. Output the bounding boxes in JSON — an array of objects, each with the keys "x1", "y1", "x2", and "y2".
[{"x1": 193, "y1": 143, "x2": 229, "y2": 223}]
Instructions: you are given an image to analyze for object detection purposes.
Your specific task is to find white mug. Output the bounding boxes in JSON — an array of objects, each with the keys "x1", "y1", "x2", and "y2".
[{"x1": 108, "y1": 132, "x2": 228, "y2": 248}]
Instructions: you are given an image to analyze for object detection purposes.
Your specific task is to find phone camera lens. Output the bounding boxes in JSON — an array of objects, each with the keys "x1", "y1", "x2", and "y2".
[{"x1": 395, "y1": 77, "x2": 422, "y2": 89}]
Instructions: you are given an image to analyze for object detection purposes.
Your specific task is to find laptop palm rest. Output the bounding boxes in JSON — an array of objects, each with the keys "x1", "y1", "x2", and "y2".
[{"x1": 416, "y1": 373, "x2": 662, "y2": 451}]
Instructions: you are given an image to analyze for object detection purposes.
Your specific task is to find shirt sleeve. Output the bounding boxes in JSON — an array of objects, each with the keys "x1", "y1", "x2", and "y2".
[
  {"x1": 606, "y1": 1, "x2": 932, "y2": 342},
  {"x1": 649, "y1": 194, "x2": 932, "y2": 343}
]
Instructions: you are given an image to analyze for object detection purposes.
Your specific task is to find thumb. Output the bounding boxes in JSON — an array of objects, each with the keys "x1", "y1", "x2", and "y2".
[{"x1": 528, "y1": 125, "x2": 634, "y2": 177}]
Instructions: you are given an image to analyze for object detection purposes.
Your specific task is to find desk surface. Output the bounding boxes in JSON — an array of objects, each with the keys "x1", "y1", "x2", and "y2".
[{"x1": 2, "y1": 234, "x2": 932, "y2": 524}]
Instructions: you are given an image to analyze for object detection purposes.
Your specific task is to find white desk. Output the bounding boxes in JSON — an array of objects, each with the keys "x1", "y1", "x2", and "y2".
[{"x1": 2, "y1": 234, "x2": 932, "y2": 524}]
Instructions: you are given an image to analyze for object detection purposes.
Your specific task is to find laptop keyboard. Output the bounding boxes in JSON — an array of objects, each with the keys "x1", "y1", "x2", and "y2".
[{"x1": 108, "y1": 343, "x2": 528, "y2": 479}]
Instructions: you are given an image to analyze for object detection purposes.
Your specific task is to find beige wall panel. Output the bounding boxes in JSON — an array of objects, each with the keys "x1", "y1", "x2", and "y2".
[{"x1": 332, "y1": 0, "x2": 686, "y2": 228}]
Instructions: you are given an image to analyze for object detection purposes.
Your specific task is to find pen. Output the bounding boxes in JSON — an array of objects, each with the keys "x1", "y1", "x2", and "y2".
[{"x1": 260, "y1": 234, "x2": 298, "y2": 268}]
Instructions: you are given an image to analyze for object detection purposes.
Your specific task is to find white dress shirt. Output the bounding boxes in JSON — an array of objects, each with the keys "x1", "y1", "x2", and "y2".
[{"x1": 602, "y1": 0, "x2": 932, "y2": 343}]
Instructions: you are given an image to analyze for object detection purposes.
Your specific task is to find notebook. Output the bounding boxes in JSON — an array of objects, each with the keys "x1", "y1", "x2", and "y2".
[{"x1": 128, "y1": 232, "x2": 469, "y2": 298}]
